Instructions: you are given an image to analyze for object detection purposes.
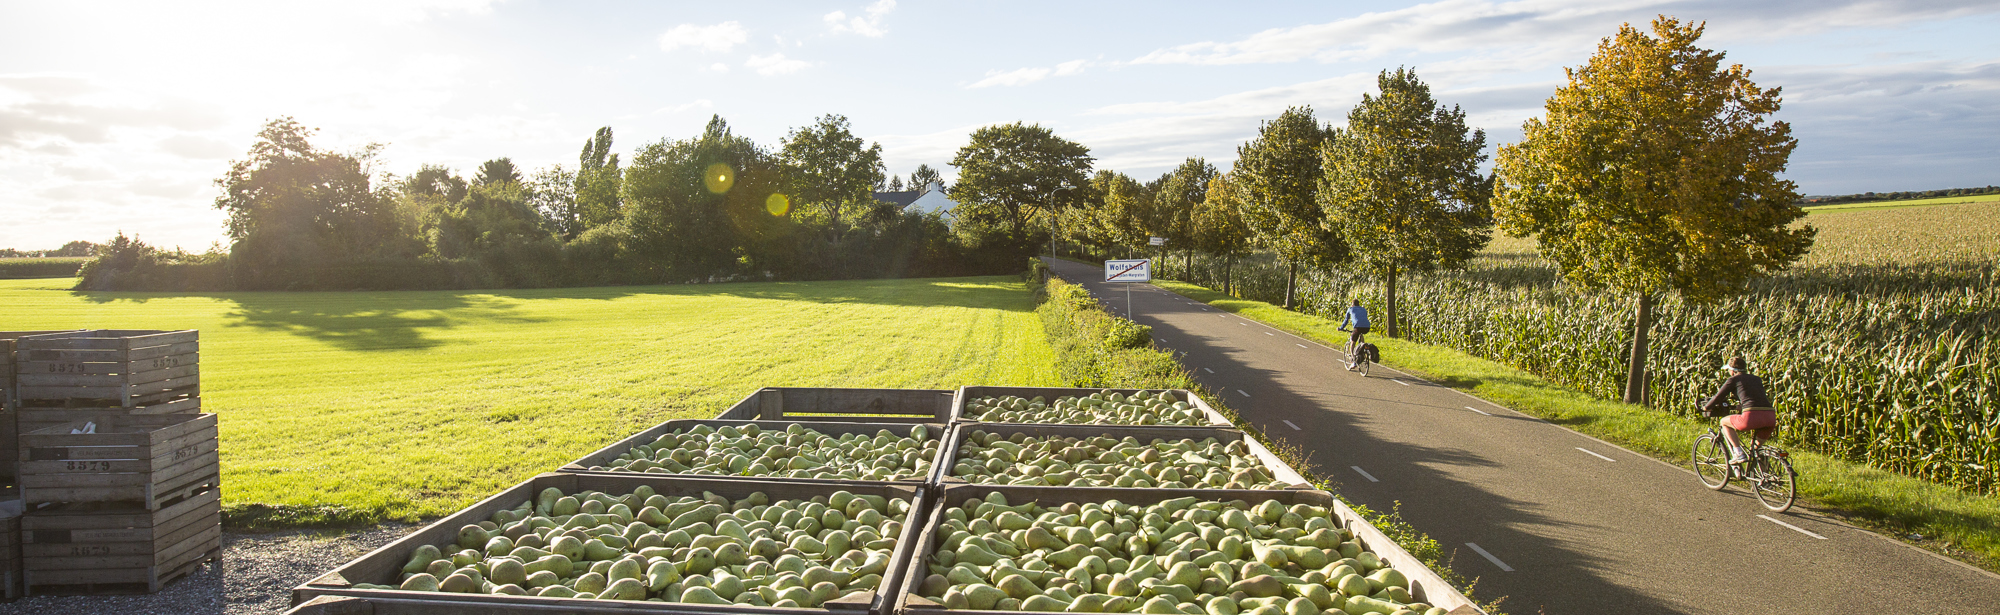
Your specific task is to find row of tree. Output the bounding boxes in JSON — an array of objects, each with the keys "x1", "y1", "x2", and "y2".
[
  {"x1": 1040, "y1": 17, "x2": 1813, "y2": 404},
  {"x1": 149, "y1": 113, "x2": 1016, "y2": 291}
]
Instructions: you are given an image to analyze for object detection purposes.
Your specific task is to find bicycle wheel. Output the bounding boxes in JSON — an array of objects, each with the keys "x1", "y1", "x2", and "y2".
[
  {"x1": 1691, "y1": 432, "x2": 1731, "y2": 489},
  {"x1": 1357, "y1": 358, "x2": 1371, "y2": 377},
  {"x1": 1751, "y1": 448, "x2": 1796, "y2": 512}
]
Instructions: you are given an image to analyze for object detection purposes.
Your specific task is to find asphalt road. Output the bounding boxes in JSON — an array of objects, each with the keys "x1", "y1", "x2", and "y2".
[{"x1": 1045, "y1": 257, "x2": 2000, "y2": 615}]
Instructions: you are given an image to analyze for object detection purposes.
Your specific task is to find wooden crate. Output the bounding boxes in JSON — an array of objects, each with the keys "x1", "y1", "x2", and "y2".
[
  {"x1": 20, "y1": 486, "x2": 220, "y2": 594},
  {"x1": 951, "y1": 386, "x2": 1233, "y2": 426},
  {"x1": 714, "y1": 387, "x2": 955, "y2": 423},
  {"x1": 0, "y1": 501, "x2": 20, "y2": 601},
  {"x1": 18, "y1": 413, "x2": 219, "y2": 509},
  {"x1": 562, "y1": 419, "x2": 945, "y2": 487},
  {"x1": 897, "y1": 485, "x2": 1484, "y2": 615},
  {"x1": 3, "y1": 331, "x2": 79, "y2": 490},
  {"x1": 14, "y1": 330, "x2": 198, "y2": 408},
  {"x1": 932, "y1": 423, "x2": 1313, "y2": 489},
  {"x1": 297, "y1": 473, "x2": 928, "y2": 615},
  {"x1": 14, "y1": 396, "x2": 201, "y2": 436}
]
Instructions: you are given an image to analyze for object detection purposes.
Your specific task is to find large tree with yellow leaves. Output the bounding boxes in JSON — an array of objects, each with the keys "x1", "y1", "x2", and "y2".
[{"x1": 1493, "y1": 16, "x2": 1815, "y2": 404}]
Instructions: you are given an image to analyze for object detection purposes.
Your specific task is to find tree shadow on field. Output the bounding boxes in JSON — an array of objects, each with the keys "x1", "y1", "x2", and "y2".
[
  {"x1": 672, "y1": 275, "x2": 1036, "y2": 312},
  {"x1": 219, "y1": 291, "x2": 556, "y2": 351}
]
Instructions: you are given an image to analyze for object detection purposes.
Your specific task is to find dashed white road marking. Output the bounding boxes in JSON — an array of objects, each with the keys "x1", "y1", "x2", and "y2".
[
  {"x1": 1465, "y1": 543, "x2": 1514, "y2": 572},
  {"x1": 1350, "y1": 466, "x2": 1380, "y2": 482},
  {"x1": 1282, "y1": 420, "x2": 1301, "y2": 430},
  {"x1": 1203, "y1": 368, "x2": 1214, "y2": 374},
  {"x1": 1394, "y1": 379, "x2": 1411, "y2": 386},
  {"x1": 1466, "y1": 406, "x2": 1493, "y2": 416},
  {"x1": 1759, "y1": 515, "x2": 1828, "y2": 539},
  {"x1": 1296, "y1": 343, "x2": 1308, "y2": 348},
  {"x1": 1264, "y1": 331, "x2": 1274, "y2": 336},
  {"x1": 1238, "y1": 322, "x2": 1247, "y2": 325},
  {"x1": 1236, "y1": 389, "x2": 1250, "y2": 397},
  {"x1": 1576, "y1": 447, "x2": 1616, "y2": 462}
]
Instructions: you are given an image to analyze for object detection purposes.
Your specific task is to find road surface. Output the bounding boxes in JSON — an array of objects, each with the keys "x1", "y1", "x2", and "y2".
[{"x1": 1045, "y1": 257, "x2": 2000, "y2": 615}]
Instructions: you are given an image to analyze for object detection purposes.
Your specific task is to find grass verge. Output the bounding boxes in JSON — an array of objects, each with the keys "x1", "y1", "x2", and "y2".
[
  {"x1": 0, "y1": 275, "x2": 1058, "y2": 527},
  {"x1": 1153, "y1": 277, "x2": 2000, "y2": 573}
]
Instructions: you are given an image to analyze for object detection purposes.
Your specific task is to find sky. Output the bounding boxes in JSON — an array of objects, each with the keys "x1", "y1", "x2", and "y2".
[{"x1": 3, "y1": 0, "x2": 1997, "y2": 251}]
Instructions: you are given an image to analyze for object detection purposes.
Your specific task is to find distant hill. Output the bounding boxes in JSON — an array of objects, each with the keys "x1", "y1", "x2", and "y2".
[{"x1": 1800, "y1": 185, "x2": 1999, "y2": 206}]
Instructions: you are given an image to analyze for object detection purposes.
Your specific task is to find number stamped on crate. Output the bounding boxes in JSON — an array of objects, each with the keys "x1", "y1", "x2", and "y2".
[
  {"x1": 152, "y1": 356, "x2": 178, "y2": 369},
  {"x1": 68, "y1": 545, "x2": 114, "y2": 557},
  {"x1": 174, "y1": 444, "x2": 203, "y2": 461},
  {"x1": 63, "y1": 460, "x2": 115, "y2": 472},
  {"x1": 46, "y1": 362, "x2": 86, "y2": 373}
]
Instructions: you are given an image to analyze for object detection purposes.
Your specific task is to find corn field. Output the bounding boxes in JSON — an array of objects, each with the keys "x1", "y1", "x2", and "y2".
[{"x1": 1165, "y1": 202, "x2": 2000, "y2": 494}]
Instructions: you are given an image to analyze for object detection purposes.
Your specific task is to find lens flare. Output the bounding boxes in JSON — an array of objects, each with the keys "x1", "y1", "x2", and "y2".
[
  {"x1": 765, "y1": 193, "x2": 790, "y2": 216},
  {"x1": 704, "y1": 163, "x2": 735, "y2": 194}
]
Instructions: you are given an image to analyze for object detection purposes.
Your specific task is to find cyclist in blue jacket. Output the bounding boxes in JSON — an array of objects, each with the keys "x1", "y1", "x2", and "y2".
[{"x1": 1339, "y1": 299, "x2": 1371, "y2": 370}]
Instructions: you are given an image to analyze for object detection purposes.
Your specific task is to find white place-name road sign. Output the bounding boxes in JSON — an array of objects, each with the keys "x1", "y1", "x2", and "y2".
[
  {"x1": 1148, "y1": 236, "x2": 1166, "y2": 246},
  {"x1": 1105, "y1": 259, "x2": 1151, "y2": 282}
]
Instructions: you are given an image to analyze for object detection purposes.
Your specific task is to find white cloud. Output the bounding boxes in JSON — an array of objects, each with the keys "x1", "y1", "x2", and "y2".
[
  {"x1": 710, "y1": 63, "x2": 731, "y2": 73},
  {"x1": 967, "y1": 60, "x2": 1091, "y2": 89},
  {"x1": 968, "y1": 67, "x2": 1052, "y2": 88},
  {"x1": 746, "y1": 53, "x2": 810, "y2": 76},
  {"x1": 658, "y1": 21, "x2": 749, "y2": 53},
  {"x1": 1130, "y1": 0, "x2": 2000, "y2": 66},
  {"x1": 825, "y1": 0, "x2": 895, "y2": 37}
]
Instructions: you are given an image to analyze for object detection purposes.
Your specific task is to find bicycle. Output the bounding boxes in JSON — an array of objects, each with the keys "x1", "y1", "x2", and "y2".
[
  {"x1": 1337, "y1": 326, "x2": 1378, "y2": 377},
  {"x1": 1690, "y1": 407, "x2": 1796, "y2": 512}
]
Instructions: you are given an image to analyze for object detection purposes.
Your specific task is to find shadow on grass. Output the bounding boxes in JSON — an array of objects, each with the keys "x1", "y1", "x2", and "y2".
[{"x1": 67, "y1": 274, "x2": 1032, "y2": 351}]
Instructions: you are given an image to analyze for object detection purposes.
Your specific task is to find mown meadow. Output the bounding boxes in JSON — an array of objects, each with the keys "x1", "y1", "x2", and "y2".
[{"x1": 0, "y1": 275, "x2": 1057, "y2": 524}]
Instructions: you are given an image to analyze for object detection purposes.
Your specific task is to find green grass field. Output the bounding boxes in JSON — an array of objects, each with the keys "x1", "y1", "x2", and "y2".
[{"x1": 0, "y1": 275, "x2": 1057, "y2": 523}]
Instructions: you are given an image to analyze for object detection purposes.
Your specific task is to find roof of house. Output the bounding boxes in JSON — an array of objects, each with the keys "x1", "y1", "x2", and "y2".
[
  {"x1": 873, "y1": 189, "x2": 923, "y2": 208},
  {"x1": 876, "y1": 182, "x2": 957, "y2": 216}
]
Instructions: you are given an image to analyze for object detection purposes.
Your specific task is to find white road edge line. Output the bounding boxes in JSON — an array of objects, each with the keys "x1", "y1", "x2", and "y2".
[
  {"x1": 1350, "y1": 466, "x2": 1379, "y2": 483},
  {"x1": 1236, "y1": 389, "x2": 1250, "y2": 397},
  {"x1": 1466, "y1": 406, "x2": 1493, "y2": 416},
  {"x1": 1264, "y1": 332, "x2": 1274, "y2": 336},
  {"x1": 1394, "y1": 379, "x2": 1411, "y2": 386},
  {"x1": 1203, "y1": 368, "x2": 1215, "y2": 374},
  {"x1": 1465, "y1": 543, "x2": 1514, "y2": 572},
  {"x1": 1296, "y1": 343, "x2": 1307, "y2": 348},
  {"x1": 1576, "y1": 447, "x2": 1616, "y2": 462},
  {"x1": 1282, "y1": 420, "x2": 1301, "y2": 431},
  {"x1": 1759, "y1": 515, "x2": 1828, "y2": 540}
]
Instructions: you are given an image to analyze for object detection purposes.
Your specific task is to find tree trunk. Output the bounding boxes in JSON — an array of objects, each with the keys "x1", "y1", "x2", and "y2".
[
  {"x1": 1623, "y1": 292, "x2": 1654, "y2": 405},
  {"x1": 1225, "y1": 257, "x2": 1234, "y2": 296},
  {"x1": 1284, "y1": 262, "x2": 1298, "y2": 309},
  {"x1": 1384, "y1": 265, "x2": 1400, "y2": 338}
]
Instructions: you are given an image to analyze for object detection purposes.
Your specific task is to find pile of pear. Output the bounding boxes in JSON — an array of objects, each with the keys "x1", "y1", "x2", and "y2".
[
  {"x1": 951, "y1": 431, "x2": 1287, "y2": 490},
  {"x1": 370, "y1": 487, "x2": 910, "y2": 606},
  {"x1": 916, "y1": 493, "x2": 1444, "y2": 615},
  {"x1": 587, "y1": 422, "x2": 939, "y2": 482},
  {"x1": 964, "y1": 392, "x2": 1210, "y2": 426}
]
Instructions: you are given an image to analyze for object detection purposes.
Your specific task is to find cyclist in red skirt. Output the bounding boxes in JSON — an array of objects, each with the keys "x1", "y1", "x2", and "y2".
[{"x1": 1704, "y1": 356, "x2": 1776, "y2": 464}]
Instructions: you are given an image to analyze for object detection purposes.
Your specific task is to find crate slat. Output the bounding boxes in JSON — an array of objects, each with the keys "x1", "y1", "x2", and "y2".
[
  {"x1": 19, "y1": 414, "x2": 219, "y2": 509},
  {"x1": 713, "y1": 387, "x2": 955, "y2": 423},
  {"x1": 16, "y1": 362, "x2": 198, "y2": 388},
  {"x1": 21, "y1": 486, "x2": 220, "y2": 595}
]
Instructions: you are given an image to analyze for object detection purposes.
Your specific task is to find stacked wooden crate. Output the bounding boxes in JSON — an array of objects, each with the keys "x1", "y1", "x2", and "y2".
[
  {"x1": 0, "y1": 500, "x2": 19, "y2": 601},
  {"x1": 16, "y1": 413, "x2": 220, "y2": 594},
  {"x1": 3, "y1": 331, "x2": 80, "y2": 492},
  {"x1": 10, "y1": 330, "x2": 200, "y2": 438}
]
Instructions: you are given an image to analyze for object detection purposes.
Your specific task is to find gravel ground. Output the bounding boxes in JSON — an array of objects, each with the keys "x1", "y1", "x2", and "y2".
[{"x1": 1, "y1": 523, "x2": 417, "y2": 615}]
